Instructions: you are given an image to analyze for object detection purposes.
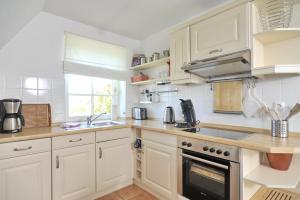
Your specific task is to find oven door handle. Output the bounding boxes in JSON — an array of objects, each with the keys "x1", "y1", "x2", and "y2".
[{"x1": 181, "y1": 153, "x2": 229, "y2": 170}]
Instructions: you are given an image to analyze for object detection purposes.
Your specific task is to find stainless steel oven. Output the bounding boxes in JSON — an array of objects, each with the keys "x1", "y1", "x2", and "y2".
[{"x1": 178, "y1": 136, "x2": 240, "y2": 200}]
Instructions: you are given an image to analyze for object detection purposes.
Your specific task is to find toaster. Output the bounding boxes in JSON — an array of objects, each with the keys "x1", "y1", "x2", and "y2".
[{"x1": 132, "y1": 107, "x2": 147, "y2": 120}]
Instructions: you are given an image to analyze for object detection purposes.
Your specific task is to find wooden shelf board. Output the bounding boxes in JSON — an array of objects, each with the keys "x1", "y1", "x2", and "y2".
[
  {"x1": 250, "y1": 187, "x2": 299, "y2": 200},
  {"x1": 130, "y1": 57, "x2": 170, "y2": 71},
  {"x1": 245, "y1": 156, "x2": 300, "y2": 188},
  {"x1": 131, "y1": 77, "x2": 170, "y2": 86},
  {"x1": 254, "y1": 28, "x2": 300, "y2": 44},
  {"x1": 252, "y1": 65, "x2": 300, "y2": 76}
]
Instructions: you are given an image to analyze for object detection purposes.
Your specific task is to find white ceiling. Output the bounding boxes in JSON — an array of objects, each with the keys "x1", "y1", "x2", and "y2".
[{"x1": 43, "y1": 0, "x2": 228, "y2": 40}]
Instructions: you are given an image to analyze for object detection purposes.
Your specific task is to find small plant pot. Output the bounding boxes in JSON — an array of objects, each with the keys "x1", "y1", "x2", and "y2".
[{"x1": 266, "y1": 153, "x2": 293, "y2": 171}]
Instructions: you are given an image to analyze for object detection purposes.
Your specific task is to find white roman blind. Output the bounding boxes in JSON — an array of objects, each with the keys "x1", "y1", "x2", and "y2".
[{"x1": 64, "y1": 32, "x2": 128, "y2": 71}]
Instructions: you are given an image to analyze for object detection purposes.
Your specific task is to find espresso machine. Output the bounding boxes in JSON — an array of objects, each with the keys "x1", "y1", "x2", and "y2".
[
  {"x1": 0, "y1": 99, "x2": 25, "y2": 133},
  {"x1": 175, "y1": 99, "x2": 197, "y2": 128}
]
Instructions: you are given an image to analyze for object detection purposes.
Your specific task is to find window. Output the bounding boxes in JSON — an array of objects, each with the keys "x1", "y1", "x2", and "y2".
[
  {"x1": 66, "y1": 74, "x2": 116, "y2": 120},
  {"x1": 64, "y1": 32, "x2": 128, "y2": 71}
]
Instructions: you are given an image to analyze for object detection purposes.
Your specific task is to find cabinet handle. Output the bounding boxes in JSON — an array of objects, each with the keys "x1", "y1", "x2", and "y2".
[
  {"x1": 209, "y1": 48, "x2": 223, "y2": 54},
  {"x1": 99, "y1": 147, "x2": 102, "y2": 159},
  {"x1": 56, "y1": 156, "x2": 59, "y2": 169},
  {"x1": 69, "y1": 138, "x2": 82, "y2": 143},
  {"x1": 13, "y1": 146, "x2": 32, "y2": 151}
]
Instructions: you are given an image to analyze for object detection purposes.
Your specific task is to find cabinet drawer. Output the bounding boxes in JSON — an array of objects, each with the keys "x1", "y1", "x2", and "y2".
[
  {"x1": 52, "y1": 132, "x2": 95, "y2": 150},
  {"x1": 142, "y1": 130, "x2": 177, "y2": 147},
  {"x1": 0, "y1": 138, "x2": 51, "y2": 160},
  {"x1": 96, "y1": 128, "x2": 131, "y2": 142}
]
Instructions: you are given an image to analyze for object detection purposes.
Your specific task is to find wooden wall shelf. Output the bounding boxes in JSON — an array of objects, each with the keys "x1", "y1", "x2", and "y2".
[
  {"x1": 254, "y1": 28, "x2": 300, "y2": 44},
  {"x1": 244, "y1": 156, "x2": 300, "y2": 188},
  {"x1": 252, "y1": 65, "x2": 300, "y2": 76},
  {"x1": 130, "y1": 57, "x2": 170, "y2": 71}
]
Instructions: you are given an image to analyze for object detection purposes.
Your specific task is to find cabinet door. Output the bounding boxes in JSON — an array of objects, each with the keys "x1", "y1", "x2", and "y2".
[
  {"x1": 96, "y1": 137, "x2": 132, "y2": 193},
  {"x1": 52, "y1": 144, "x2": 95, "y2": 200},
  {"x1": 0, "y1": 152, "x2": 51, "y2": 200},
  {"x1": 191, "y1": 3, "x2": 250, "y2": 61},
  {"x1": 142, "y1": 140, "x2": 176, "y2": 200},
  {"x1": 170, "y1": 27, "x2": 192, "y2": 81}
]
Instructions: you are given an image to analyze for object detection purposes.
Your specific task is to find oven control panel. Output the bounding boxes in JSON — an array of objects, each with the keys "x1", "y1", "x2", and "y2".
[{"x1": 178, "y1": 136, "x2": 240, "y2": 162}]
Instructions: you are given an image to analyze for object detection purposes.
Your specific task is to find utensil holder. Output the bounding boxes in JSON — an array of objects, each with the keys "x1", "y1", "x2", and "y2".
[{"x1": 271, "y1": 120, "x2": 289, "y2": 138}]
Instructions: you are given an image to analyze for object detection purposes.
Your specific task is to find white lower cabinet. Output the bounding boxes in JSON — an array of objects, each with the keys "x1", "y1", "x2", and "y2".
[
  {"x1": 142, "y1": 140, "x2": 177, "y2": 200},
  {"x1": 96, "y1": 137, "x2": 132, "y2": 193},
  {"x1": 0, "y1": 152, "x2": 51, "y2": 200},
  {"x1": 52, "y1": 144, "x2": 95, "y2": 200}
]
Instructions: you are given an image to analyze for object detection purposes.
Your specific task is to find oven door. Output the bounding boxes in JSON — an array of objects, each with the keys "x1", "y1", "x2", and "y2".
[{"x1": 178, "y1": 149, "x2": 239, "y2": 200}]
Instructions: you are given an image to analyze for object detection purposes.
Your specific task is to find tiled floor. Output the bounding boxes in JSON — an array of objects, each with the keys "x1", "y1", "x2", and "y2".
[{"x1": 95, "y1": 185, "x2": 159, "y2": 200}]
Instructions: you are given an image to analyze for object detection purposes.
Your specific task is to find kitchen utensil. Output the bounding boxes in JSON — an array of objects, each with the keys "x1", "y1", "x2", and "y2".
[
  {"x1": 271, "y1": 120, "x2": 289, "y2": 138},
  {"x1": 140, "y1": 57, "x2": 146, "y2": 64},
  {"x1": 163, "y1": 106, "x2": 175, "y2": 124},
  {"x1": 132, "y1": 107, "x2": 147, "y2": 120},
  {"x1": 152, "y1": 52, "x2": 160, "y2": 61},
  {"x1": 285, "y1": 103, "x2": 300, "y2": 120},
  {"x1": 214, "y1": 81, "x2": 243, "y2": 114},
  {"x1": 146, "y1": 57, "x2": 152, "y2": 63},
  {"x1": 163, "y1": 49, "x2": 170, "y2": 57},
  {"x1": 243, "y1": 86, "x2": 261, "y2": 118},
  {"x1": 255, "y1": 0, "x2": 294, "y2": 31}
]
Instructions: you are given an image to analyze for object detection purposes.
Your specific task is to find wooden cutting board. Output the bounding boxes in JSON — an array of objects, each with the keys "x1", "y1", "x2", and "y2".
[
  {"x1": 22, "y1": 104, "x2": 51, "y2": 128},
  {"x1": 213, "y1": 80, "x2": 243, "y2": 114}
]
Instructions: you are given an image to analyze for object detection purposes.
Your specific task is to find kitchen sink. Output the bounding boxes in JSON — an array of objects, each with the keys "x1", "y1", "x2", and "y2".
[
  {"x1": 62, "y1": 121, "x2": 123, "y2": 130},
  {"x1": 92, "y1": 121, "x2": 122, "y2": 127}
]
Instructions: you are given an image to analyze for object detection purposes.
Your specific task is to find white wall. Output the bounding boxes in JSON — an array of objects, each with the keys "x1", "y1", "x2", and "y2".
[
  {"x1": 0, "y1": 12, "x2": 140, "y2": 122},
  {"x1": 138, "y1": 30, "x2": 300, "y2": 132}
]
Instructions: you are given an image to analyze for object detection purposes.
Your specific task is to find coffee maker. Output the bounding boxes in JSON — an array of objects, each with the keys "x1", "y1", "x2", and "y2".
[
  {"x1": 0, "y1": 99, "x2": 25, "y2": 133},
  {"x1": 175, "y1": 99, "x2": 197, "y2": 128}
]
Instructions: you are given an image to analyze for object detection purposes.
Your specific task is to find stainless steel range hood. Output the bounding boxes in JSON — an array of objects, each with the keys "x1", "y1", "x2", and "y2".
[{"x1": 182, "y1": 50, "x2": 252, "y2": 82}]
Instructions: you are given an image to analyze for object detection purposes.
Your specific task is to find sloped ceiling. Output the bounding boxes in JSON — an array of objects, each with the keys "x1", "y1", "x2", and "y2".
[
  {"x1": 0, "y1": 0, "x2": 229, "y2": 49},
  {"x1": 0, "y1": 0, "x2": 45, "y2": 49},
  {"x1": 43, "y1": 0, "x2": 228, "y2": 40}
]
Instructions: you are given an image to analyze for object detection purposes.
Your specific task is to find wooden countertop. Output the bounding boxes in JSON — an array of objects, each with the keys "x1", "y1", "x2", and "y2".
[{"x1": 0, "y1": 119, "x2": 300, "y2": 154}]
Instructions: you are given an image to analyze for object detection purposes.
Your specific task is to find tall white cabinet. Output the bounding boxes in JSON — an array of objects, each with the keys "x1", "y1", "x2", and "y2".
[{"x1": 0, "y1": 139, "x2": 51, "y2": 200}]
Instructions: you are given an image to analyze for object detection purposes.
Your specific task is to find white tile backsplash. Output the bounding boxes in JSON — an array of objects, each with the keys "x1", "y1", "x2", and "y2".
[
  {"x1": 5, "y1": 76, "x2": 22, "y2": 89},
  {"x1": 38, "y1": 78, "x2": 52, "y2": 90},
  {"x1": 138, "y1": 76, "x2": 300, "y2": 132},
  {"x1": 22, "y1": 89, "x2": 38, "y2": 103},
  {"x1": 1, "y1": 76, "x2": 66, "y2": 123},
  {"x1": 23, "y1": 77, "x2": 38, "y2": 89}
]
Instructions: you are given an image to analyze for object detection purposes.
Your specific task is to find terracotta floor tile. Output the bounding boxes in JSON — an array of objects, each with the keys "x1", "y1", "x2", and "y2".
[
  {"x1": 96, "y1": 192, "x2": 123, "y2": 200},
  {"x1": 116, "y1": 185, "x2": 144, "y2": 200}
]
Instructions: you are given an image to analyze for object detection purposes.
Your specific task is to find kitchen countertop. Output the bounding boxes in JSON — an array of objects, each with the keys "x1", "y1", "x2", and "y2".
[{"x1": 0, "y1": 119, "x2": 300, "y2": 153}]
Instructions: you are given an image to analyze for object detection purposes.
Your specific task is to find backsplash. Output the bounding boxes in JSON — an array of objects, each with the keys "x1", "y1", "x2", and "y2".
[
  {"x1": 0, "y1": 75, "x2": 65, "y2": 123},
  {"x1": 136, "y1": 76, "x2": 300, "y2": 132}
]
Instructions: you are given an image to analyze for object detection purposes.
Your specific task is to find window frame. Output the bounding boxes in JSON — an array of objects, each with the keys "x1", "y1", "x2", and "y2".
[{"x1": 65, "y1": 74, "x2": 114, "y2": 122}]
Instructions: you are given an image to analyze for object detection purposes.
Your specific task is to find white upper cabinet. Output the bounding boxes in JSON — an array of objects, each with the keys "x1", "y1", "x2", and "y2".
[
  {"x1": 0, "y1": 152, "x2": 51, "y2": 200},
  {"x1": 190, "y1": 3, "x2": 250, "y2": 61},
  {"x1": 96, "y1": 137, "x2": 132, "y2": 193},
  {"x1": 52, "y1": 144, "x2": 95, "y2": 200},
  {"x1": 170, "y1": 27, "x2": 192, "y2": 81}
]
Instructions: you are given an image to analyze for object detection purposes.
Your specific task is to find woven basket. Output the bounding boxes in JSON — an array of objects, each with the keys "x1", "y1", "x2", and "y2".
[{"x1": 255, "y1": 0, "x2": 294, "y2": 31}]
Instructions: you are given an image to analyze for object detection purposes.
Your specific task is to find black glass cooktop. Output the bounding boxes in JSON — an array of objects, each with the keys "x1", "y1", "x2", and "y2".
[{"x1": 183, "y1": 127, "x2": 251, "y2": 140}]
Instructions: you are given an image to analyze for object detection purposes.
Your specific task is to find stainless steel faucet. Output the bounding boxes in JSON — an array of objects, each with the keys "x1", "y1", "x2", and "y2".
[{"x1": 87, "y1": 113, "x2": 107, "y2": 125}]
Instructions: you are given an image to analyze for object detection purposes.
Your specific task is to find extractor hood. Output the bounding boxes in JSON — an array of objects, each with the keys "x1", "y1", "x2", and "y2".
[{"x1": 182, "y1": 50, "x2": 253, "y2": 82}]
